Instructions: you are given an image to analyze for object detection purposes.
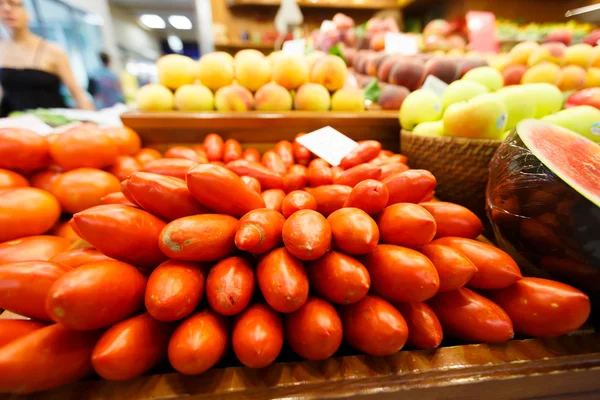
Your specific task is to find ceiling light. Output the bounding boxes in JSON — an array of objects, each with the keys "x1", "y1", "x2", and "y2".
[
  {"x1": 168, "y1": 15, "x2": 192, "y2": 30},
  {"x1": 139, "y1": 14, "x2": 165, "y2": 29},
  {"x1": 168, "y1": 35, "x2": 184, "y2": 53}
]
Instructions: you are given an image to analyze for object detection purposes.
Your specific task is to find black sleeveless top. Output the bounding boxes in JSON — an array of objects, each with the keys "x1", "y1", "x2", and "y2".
[{"x1": 0, "y1": 40, "x2": 67, "y2": 117}]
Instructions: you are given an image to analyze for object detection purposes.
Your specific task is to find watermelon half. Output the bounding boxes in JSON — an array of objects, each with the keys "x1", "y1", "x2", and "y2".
[{"x1": 487, "y1": 119, "x2": 600, "y2": 297}]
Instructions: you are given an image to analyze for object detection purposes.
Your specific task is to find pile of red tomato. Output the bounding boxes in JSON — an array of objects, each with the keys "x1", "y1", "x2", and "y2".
[{"x1": 0, "y1": 126, "x2": 592, "y2": 394}]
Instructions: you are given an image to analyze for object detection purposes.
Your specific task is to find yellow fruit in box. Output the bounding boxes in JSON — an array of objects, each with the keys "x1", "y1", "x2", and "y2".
[
  {"x1": 399, "y1": 89, "x2": 442, "y2": 131},
  {"x1": 157, "y1": 54, "x2": 197, "y2": 90},
  {"x1": 443, "y1": 93, "x2": 507, "y2": 140},
  {"x1": 136, "y1": 84, "x2": 174, "y2": 112}
]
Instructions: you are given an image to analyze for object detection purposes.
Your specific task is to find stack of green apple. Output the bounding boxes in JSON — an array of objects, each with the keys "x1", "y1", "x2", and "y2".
[{"x1": 399, "y1": 66, "x2": 600, "y2": 142}]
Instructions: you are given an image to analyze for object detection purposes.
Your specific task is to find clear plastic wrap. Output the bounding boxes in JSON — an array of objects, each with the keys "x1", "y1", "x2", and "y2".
[{"x1": 486, "y1": 129, "x2": 600, "y2": 295}]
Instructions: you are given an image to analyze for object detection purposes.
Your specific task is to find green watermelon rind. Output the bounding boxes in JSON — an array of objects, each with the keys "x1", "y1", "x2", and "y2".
[{"x1": 516, "y1": 118, "x2": 600, "y2": 208}]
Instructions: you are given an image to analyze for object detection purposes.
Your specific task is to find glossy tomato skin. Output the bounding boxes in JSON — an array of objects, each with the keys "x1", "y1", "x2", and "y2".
[
  {"x1": 223, "y1": 139, "x2": 243, "y2": 163},
  {"x1": 377, "y1": 203, "x2": 437, "y2": 248},
  {"x1": 283, "y1": 165, "x2": 308, "y2": 193},
  {"x1": 331, "y1": 166, "x2": 343, "y2": 180},
  {"x1": 345, "y1": 179, "x2": 389, "y2": 215},
  {"x1": 419, "y1": 202, "x2": 484, "y2": 239},
  {"x1": 285, "y1": 297, "x2": 343, "y2": 360},
  {"x1": 262, "y1": 150, "x2": 287, "y2": 175},
  {"x1": 103, "y1": 126, "x2": 141, "y2": 156},
  {"x1": 0, "y1": 235, "x2": 70, "y2": 264},
  {"x1": 50, "y1": 248, "x2": 113, "y2": 268},
  {"x1": 204, "y1": 133, "x2": 225, "y2": 161},
  {"x1": 0, "y1": 324, "x2": 101, "y2": 394},
  {"x1": 235, "y1": 208, "x2": 285, "y2": 254},
  {"x1": 232, "y1": 303, "x2": 283, "y2": 368},
  {"x1": 340, "y1": 294, "x2": 408, "y2": 356},
  {"x1": 281, "y1": 190, "x2": 317, "y2": 218},
  {"x1": 50, "y1": 124, "x2": 118, "y2": 170},
  {"x1": 371, "y1": 154, "x2": 408, "y2": 166},
  {"x1": 243, "y1": 147, "x2": 261, "y2": 163},
  {"x1": 46, "y1": 260, "x2": 147, "y2": 331},
  {"x1": 134, "y1": 148, "x2": 162, "y2": 166},
  {"x1": 261, "y1": 189, "x2": 286, "y2": 213},
  {"x1": 29, "y1": 168, "x2": 62, "y2": 192},
  {"x1": 240, "y1": 175, "x2": 261, "y2": 194},
  {"x1": 92, "y1": 312, "x2": 173, "y2": 380},
  {"x1": 307, "y1": 165, "x2": 333, "y2": 187},
  {"x1": 363, "y1": 244, "x2": 440, "y2": 303},
  {"x1": 395, "y1": 302, "x2": 443, "y2": 349},
  {"x1": 142, "y1": 158, "x2": 198, "y2": 180},
  {"x1": 100, "y1": 192, "x2": 138, "y2": 207},
  {"x1": 0, "y1": 188, "x2": 61, "y2": 242},
  {"x1": 431, "y1": 237, "x2": 522, "y2": 290},
  {"x1": 420, "y1": 244, "x2": 478, "y2": 292},
  {"x1": 380, "y1": 162, "x2": 409, "y2": 180},
  {"x1": 0, "y1": 169, "x2": 28, "y2": 189},
  {"x1": 159, "y1": 214, "x2": 237, "y2": 262},
  {"x1": 383, "y1": 169, "x2": 436, "y2": 205},
  {"x1": 334, "y1": 164, "x2": 382, "y2": 187},
  {"x1": 0, "y1": 128, "x2": 50, "y2": 172},
  {"x1": 168, "y1": 310, "x2": 228, "y2": 375},
  {"x1": 429, "y1": 288, "x2": 514, "y2": 343},
  {"x1": 328, "y1": 208, "x2": 379, "y2": 255},
  {"x1": 145, "y1": 260, "x2": 206, "y2": 322},
  {"x1": 50, "y1": 219, "x2": 81, "y2": 242},
  {"x1": 293, "y1": 133, "x2": 312, "y2": 166},
  {"x1": 309, "y1": 184, "x2": 352, "y2": 216},
  {"x1": 187, "y1": 164, "x2": 266, "y2": 217},
  {"x1": 486, "y1": 278, "x2": 591, "y2": 337},
  {"x1": 339, "y1": 140, "x2": 381, "y2": 169},
  {"x1": 165, "y1": 146, "x2": 204, "y2": 163},
  {"x1": 308, "y1": 251, "x2": 370, "y2": 305},
  {"x1": 257, "y1": 248, "x2": 309, "y2": 313},
  {"x1": 73, "y1": 205, "x2": 168, "y2": 268},
  {"x1": 283, "y1": 210, "x2": 332, "y2": 261},
  {"x1": 107, "y1": 156, "x2": 142, "y2": 181},
  {"x1": 226, "y1": 159, "x2": 284, "y2": 190},
  {"x1": 206, "y1": 257, "x2": 255, "y2": 316},
  {"x1": 122, "y1": 172, "x2": 208, "y2": 221},
  {"x1": 51, "y1": 168, "x2": 121, "y2": 214},
  {"x1": 0, "y1": 261, "x2": 71, "y2": 321},
  {"x1": 274, "y1": 140, "x2": 294, "y2": 168},
  {"x1": 0, "y1": 320, "x2": 46, "y2": 348}
]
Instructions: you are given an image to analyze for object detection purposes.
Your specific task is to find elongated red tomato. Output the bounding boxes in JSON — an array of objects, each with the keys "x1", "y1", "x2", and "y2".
[
  {"x1": 395, "y1": 302, "x2": 443, "y2": 349},
  {"x1": 46, "y1": 260, "x2": 147, "y2": 330},
  {"x1": 0, "y1": 320, "x2": 46, "y2": 348},
  {"x1": 285, "y1": 297, "x2": 343, "y2": 360},
  {"x1": 328, "y1": 208, "x2": 379, "y2": 255},
  {"x1": 73, "y1": 205, "x2": 167, "y2": 268},
  {"x1": 274, "y1": 140, "x2": 294, "y2": 168},
  {"x1": 363, "y1": 245, "x2": 440, "y2": 303},
  {"x1": 377, "y1": 203, "x2": 437, "y2": 248},
  {"x1": 227, "y1": 159, "x2": 284, "y2": 190},
  {"x1": 420, "y1": 202, "x2": 484, "y2": 239},
  {"x1": 380, "y1": 162, "x2": 409, "y2": 180},
  {"x1": 107, "y1": 155, "x2": 142, "y2": 181},
  {"x1": 431, "y1": 237, "x2": 522, "y2": 290},
  {"x1": 345, "y1": 179, "x2": 389, "y2": 215},
  {"x1": 340, "y1": 140, "x2": 381, "y2": 169},
  {"x1": 223, "y1": 139, "x2": 243, "y2": 163},
  {"x1": 281, "y1": 190, "x2": 317, "y2": 218},
  {"x1": 0, "y1": 324, "x2": 101, "y2": 394},
  {"x1": 100, "y1": 192, "x2": 138, "y2": 207},
  {"x1": 0, "y1": 236, "x2": 70, "y2": 264},
  {"x1": 257, "y1": 248, "x2": 309, "y2": 313},
  {"x1": 232, "y1": 304, "x2": 283, "y2": 368},
  {"x1": 159, "y1": 214, "x2": 237, "y2": 261},
  {"x1": 50, "y1": 220, "x2": 80, "y2": 242},
  {"x1": 261, "y1": 189, "x2": 286, "y2": 212},
  {"x1": 241, "y1": 175, "x2": 261, "y2": 194},
  {"x1": 142, "y1": 158, "x2": 198, "y2": 180},
  {"x1": 204, "y1": 133, "x2": 224, "y2": 161},
  {"x1": 331, "y1": 166, "x2": 343, "y2": 180},
  {"x1": 235, "y1": 208, "x2": 285, "y2": 254},
  {"x1": 145, "y1": 260, "x2": 206, "y2": 322},
  {"x1": 0, "y1": 169, "x2": 28, "y2": 189},
  {"x1": 486, "y1": 278, "x2": 591, "y2": 337},
  {"x1": 262, "y1": 150, "x2": 287, "y2": 175},
  {"x1": 122, "y1": 172, "x2": 209, "y2": 221},
  {"x1": 92, "y1": 313, "x2": 173, "y2": 380},
  {"x1": 243, "y1": 147, "x2": 261, "y2": 163},
  {"x1": 134, "y1": 148, "x2": 161, "y2": 166},
  {"x1": 168, "y1": 310, "x2": 228, "y2": 375},
  {"x1": 206, "y1": 257, "x2": 255, "y2": 316},
  {"x1": 50, "y1": 248, "x2": 114, "y2": 268},
  {"x1": 50, "y1": 124, "x2": 118, "y2": 170},
  {"x1": 0, "y1": 188, "x2": 61, "y2": 242},
  {"x1": 334, "y1": 164, "x2": 381, "y2": 187},
  {"x1": 307, "y1": 165, "x2": 333, "y2": 187},
  {"x1": 29, "y1": 168, "x2": 62, "y2": 192},
  {"x1": 0, "y1": 128, "x2": 50, "y2": 172},
  {"x1": 51, "y1": 168, "x2": 121, "y2": 214},
  {"x1": 293, "y1": 133, "x2": 312, "y2": 166},
  {"x1": 187, "y1": 164, "x2": 266, "y2": 217},
  {"x1": 420, "y1": 244, "x2": 478, "y2": 292},
  {"x1": 429, "y1": 288, "x2": 514, "y2": 343},
  {"x1": 0, "y1": 261, "x2": 71, "y2": 321},
  {"x1": 283, "y1": 210, "x2": 332, "y2": 261},
  {"x1": 383, "y1": 169, "x2": 436, "y2": 205},
  {"x1": 283, "y1": 165, "x2": 308, "y2": 193},
  {"x1": 103, "y1": 126, "x2": 141, "y2": 156},
  {"x1": 340, "y1": 295, "x2": 408, "y2": 356},
  {"x1": 165, "y1": 146, "x2": 204, "y2": 163},
  {"x1": 308, "y1": 251, "x2": 370, "y2": 305},
  {"x1": 309, "y1": 184, "x2": 352, "y2": 216}
]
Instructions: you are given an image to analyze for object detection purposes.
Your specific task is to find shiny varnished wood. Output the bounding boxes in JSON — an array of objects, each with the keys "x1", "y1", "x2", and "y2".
[{"x1": 120, "y1": 111, "x2": 401, "y2": 153}]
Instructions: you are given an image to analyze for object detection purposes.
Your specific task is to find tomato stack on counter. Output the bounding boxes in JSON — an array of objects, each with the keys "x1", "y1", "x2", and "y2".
[{"x1": 0, "y1": 125, "x2": 592, "y2": 394}]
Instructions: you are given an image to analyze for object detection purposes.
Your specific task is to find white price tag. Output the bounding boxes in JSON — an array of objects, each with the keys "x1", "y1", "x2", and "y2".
[
  {"x1": 0, "y1": 115, "x2": 53, "y2": 135},
  {"x1": 421, "y1": 75, "x2": 449, "y2": 98},
  {"x1": 282, "y1": 39, "x2": 306, "y2": 57},
  {"x1": 296, "y1": 126, "x2": 359, "y2": 167},
  {"x1": 385, "y1": 32, "x2": 419, "y2": 56},
  {"x1": 320, "y1": 20, "x2": 336, "y2": 33}
]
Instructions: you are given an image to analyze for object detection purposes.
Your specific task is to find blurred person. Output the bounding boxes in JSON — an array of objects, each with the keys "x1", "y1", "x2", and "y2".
[
  {"x1": 0, "y1": 0, "x2": 94, "y2": 117},
  {"x1": 89, "y1": 52, "x2": 124, "y2": 109}
]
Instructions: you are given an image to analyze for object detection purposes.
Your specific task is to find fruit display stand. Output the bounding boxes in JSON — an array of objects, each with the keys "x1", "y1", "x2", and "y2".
[{"x1": 120, "y1": 111, "x2": 401, "y2": 154}]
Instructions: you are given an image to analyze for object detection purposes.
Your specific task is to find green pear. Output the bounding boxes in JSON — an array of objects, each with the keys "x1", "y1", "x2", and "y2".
[
  {"x1": 519, "y1": 83, "x2": 563, "y2": 118},
  {"x1": 443, "y1": 93, "x2": 507, "y2": 140},
  {"x1": 413, "y1": 120, "x2": 445, "y2": 137},
  {"x1": 442, "y1": 80, "x2": 489, "y2": 111},
  {"x1": 496, "y1": 86, "x2": 536, "y2": 130},
  {"x1": 542, "y1": 106, "x2": 600, "y2": 143},
  {"x1": 462, "y1": 67, "x2": 504, "y2": 92},
  {"x1": 399, "y1": 89, "x2": 442, "y2": 131}
]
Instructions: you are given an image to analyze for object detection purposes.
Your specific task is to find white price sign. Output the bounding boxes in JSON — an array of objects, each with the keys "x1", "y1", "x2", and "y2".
[
  {"x1": 385, "y1": 32, "x2": 419, "y2": 56},
  {"x1": 282, "y1": 39, "x2": 306, "y2": 57},
  {"x1": 295, "y1": 126, "x2": 359, "y2": 167},
  {"x1": 421, "y1": 75, "x2": 449, "y2": 98}
]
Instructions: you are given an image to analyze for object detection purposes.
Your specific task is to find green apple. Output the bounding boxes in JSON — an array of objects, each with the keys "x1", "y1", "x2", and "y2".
[
  {"x1": 542, "y1": 105, "x2": 600, "y2": 143},
  {"x1": 519, "y1": 83, "x2": 563, "y2": 118},
  {"x1": 443, "y1": 93, "x2": 508, "y2": 140},
  {"x1": 413, "y1": 120, "x2": 445, "y2": 137},
  {"x1": 462, "y1": 67, "x2": 504, "y2": 92},
  {"x1": 442, "y1": 80, "x2": 489, "y2": 111},
  {"x1": 496, "y1": 86, "x2": 536, "y2": 130},
  {"x1": 399, "y1": 89, "x2": 443, "y2": 131}
]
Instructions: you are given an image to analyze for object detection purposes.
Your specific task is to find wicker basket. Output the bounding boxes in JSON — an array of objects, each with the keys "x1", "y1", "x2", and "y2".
[{"x1": 400, "y1": 130, "x2": 502, "y2": 218}]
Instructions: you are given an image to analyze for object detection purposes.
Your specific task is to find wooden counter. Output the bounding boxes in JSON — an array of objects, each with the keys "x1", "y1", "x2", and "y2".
[{"x1": 120, "y1": 111, "x2": 401, "y2": 153}]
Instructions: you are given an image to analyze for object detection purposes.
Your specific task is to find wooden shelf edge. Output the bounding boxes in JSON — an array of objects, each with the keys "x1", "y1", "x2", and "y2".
[
  {"x1": 214, "y1": 40, "x2": 275, "y2": 50},
  {"x1": 228, "y1": 0, "x2": 413, "y2": 10}
]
